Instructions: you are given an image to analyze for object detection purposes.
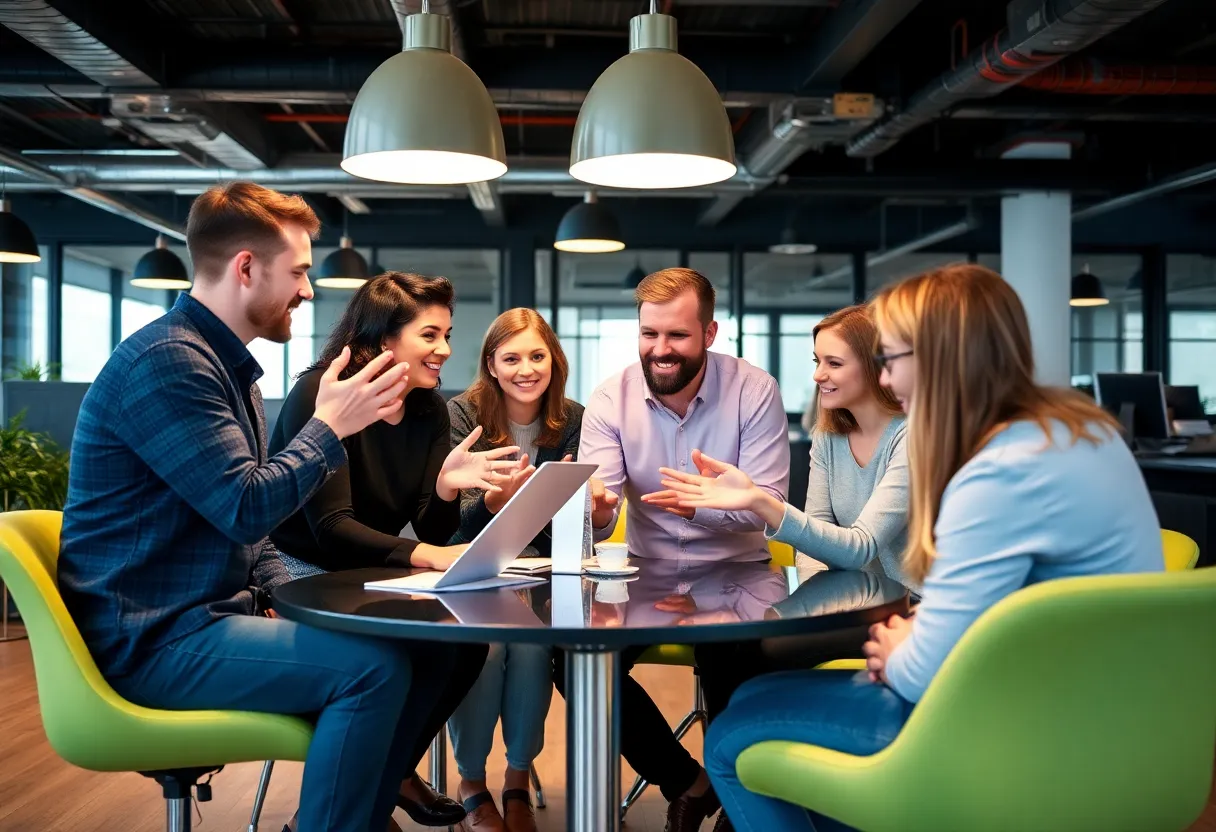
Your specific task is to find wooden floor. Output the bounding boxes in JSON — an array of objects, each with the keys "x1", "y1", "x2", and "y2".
[{"x1": 1, "y1": 630, "x2": 1214, "y2": 832}]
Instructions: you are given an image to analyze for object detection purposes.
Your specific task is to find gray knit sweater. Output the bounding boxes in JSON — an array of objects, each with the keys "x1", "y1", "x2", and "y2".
[{"x1": 766, "y1": 416, "x2": 913, "y2": 588}]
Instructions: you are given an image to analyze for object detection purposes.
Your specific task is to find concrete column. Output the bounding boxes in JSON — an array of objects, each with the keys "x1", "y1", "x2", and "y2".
[{"x1": 1001, "y1": 141, "x2": 1072, "y2": 386}]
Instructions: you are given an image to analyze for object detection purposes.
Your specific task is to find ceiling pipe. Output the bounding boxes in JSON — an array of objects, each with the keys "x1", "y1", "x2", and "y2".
[
  {"x1": 0, "y1": 145, "x2": 185, "y2": 240},
  {"x1": 1019, "y1": 59, "x2": 1216, "y2": 95},
  {"x1": 1072, "y1": 160, "x2": 1216, "y2": 222},
  {"x1": 846, "y1": 0, "x2": 1171, "y2": 158},
  {"x1": 807, "y1": 210, "x2": 979, "y2": 288}
]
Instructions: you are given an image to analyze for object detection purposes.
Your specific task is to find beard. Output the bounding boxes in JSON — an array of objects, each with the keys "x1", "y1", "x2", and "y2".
[
  {"x1": 642, "y1": 350, "x2": 705, "y2": 396},
  {"x1": 247, "y1": 292, "x2": 298, "y2": 344}
]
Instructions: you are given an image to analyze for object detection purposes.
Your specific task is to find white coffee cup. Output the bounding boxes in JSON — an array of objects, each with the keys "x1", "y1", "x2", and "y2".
[{"x1": 593, "y1": 542, "x2": 630, "y2": 570}]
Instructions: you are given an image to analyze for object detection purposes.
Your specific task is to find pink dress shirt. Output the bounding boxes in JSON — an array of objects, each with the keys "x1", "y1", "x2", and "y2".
[{"x1": 579, "y1": 351, "x2": 791, "y2": 563}]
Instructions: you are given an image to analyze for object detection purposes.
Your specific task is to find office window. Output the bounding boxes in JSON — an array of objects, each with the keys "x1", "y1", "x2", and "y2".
[
  {"x1": 0, "y1": 247, "x2": 49, "y2": 377},
  {"x1": 1168, "y1": 254, "x2": 1216, "y2": 412},
  {"x1": 121, "y1": 282, "x2": 172, "y2": 341},
  {"x1": 865, "y1": 252, "x2": 970, "y2": 296},
  {"x1": 1069, "y1": 255, "x2": 1142, "y2": 387},
  {"x1": 61, "y1": 252, "x2": 113, "y2": 383},
  {"x1": 535, "y1": 249, "x2": 553, "y2": 324},
  {"x1": 744, "y1": 252, "x2": 853, "y2": 413}
]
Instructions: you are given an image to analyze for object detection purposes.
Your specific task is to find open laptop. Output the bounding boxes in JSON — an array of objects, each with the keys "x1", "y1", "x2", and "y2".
[{"x1": 365, "y1": 460, "x2": 597, "y2": 593}]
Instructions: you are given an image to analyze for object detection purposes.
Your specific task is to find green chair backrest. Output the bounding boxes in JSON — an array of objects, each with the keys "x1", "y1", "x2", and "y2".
[{"x1": 841, "y1": 567, "x2": 1216, "y2": 831}]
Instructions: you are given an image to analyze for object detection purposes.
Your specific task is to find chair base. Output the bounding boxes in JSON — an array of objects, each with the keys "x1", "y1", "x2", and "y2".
[{"x1": 140, "y1": 766, "x2": 223, "y2": 832}]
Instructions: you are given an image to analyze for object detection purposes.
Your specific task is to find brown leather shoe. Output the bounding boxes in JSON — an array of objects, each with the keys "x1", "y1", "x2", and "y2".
[
  {"x1": 664, "y1": 785, "x2": 721, "y2": 832},
  {"x1": 501, "y1": 788, "x2": 538, "y2": 832},
  {"x1": 458, "y1": 791, "x2": 506, "y2": 832}
]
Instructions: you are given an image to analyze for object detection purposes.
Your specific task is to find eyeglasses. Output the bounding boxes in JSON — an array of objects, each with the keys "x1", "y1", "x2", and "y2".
[{"x1": 873, "y1": 349, "x2": 913, "y2": 370}]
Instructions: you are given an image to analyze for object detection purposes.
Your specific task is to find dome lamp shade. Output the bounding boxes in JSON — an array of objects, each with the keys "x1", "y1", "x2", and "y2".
[
  {"x1": 569, "y1": 7, "x2": 736, "y2": 190},
  {"x1": 0, "y1": 199, "x2": 41, "y2": 264},
  {"x1": 1070, "y1": 264, "x2": 1109, "y2": 307},
  {"x1": 341, "y1": 7, "x2": 507, "y2": 185},
  {"x1": 130, "y1": 236, "x2": 190, "y2": 289},
  {"x1": 316, "y1": 236, "x2": 370, "y2": 289},
  {"x1": 769, "y1": 227, "x2": 818, "y2": 256},
  {"x1": 554, "y1": 192, "x2": 626, "y2": 253}
]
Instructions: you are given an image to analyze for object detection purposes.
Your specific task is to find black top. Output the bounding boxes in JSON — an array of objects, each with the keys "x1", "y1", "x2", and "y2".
[
  {"x1": 269, "y1": 368, "x2": 460, "y2": 570},
  {"x1": 272, "y1": 557, "x2": 910, "y2": 649},
  {"x1": 446, "y1": 392, "x2": 585, "y2": 556}
]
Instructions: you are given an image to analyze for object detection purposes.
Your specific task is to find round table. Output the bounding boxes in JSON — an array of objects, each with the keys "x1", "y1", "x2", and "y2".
[{"x1": 274, "y1": 558, "x2": 909, "y2": 832}]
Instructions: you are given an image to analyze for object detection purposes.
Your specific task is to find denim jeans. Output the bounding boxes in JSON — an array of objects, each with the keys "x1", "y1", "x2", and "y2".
[
  {"x1": 109, "y1": 614, "x2": 454, "y2": 832},
  {"x1": 704, "y1": 669, "x2": 915, "y2": 832},
  {"x1": 447, "y1": 641, "x2": 553, "y2": 780}
]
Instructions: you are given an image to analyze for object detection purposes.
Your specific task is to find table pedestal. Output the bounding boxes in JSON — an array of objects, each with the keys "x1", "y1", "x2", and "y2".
[{"x1": 565, "y1": 648, "x2": 620, "y2": 832}]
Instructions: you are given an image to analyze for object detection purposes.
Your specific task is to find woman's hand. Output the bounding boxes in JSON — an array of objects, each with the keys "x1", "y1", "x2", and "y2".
[
  {"x1": 862, "y1": 614, "x2": 913, "y2": 684},
  {"x1": 410, "y1": 542, "x2": 468, "y2": 572},
  {"x1": 655, "y1": 450, "x2": 787, "y2": 528},
  {"x1": 485, "y1": 453, "x2": 537, "y2": 513},
  {"x1": 437, "y1": 425, "x2": 522, "y2": 501}
]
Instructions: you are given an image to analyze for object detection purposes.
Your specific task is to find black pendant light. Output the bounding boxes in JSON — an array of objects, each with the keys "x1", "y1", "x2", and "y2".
[
  {"x1": 316, "y1": 208, "x2": 370, "y2": 289},
  {"x1": 554, "y1": 191, "x2": 625, "y2": 254},
  {"x1": 1070, "y1": 263, "x2": 1109, "y2": 307},
  {"x1": 625, "y1": 260, "x2": 647, "y2": 289},
  {"x1": 316, "y1": 236, "x2": 370, "y2": 289},
  {"x1": 0, "y1": 198, "x2": 40, "y2": 264},
  {"x1": 131, "y1": 235, "x2": 190, "y2": 289}
]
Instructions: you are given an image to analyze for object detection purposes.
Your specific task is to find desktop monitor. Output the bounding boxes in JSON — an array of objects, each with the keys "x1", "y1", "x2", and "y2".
[
  {"x1": 1165, "y1": 385, "x2": 1206, "y2": 421},
  {"x1": 1094, "y1": 373, "x2": 1170, "y2": 441}
]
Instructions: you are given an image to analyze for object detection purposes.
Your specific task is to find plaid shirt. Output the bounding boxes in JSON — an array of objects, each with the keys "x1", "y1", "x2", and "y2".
[{"x1": 59, "y1": 294, "x2": 346, "y2": 676}]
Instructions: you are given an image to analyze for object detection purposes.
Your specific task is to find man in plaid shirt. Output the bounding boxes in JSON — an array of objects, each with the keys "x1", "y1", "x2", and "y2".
[{"x1": 58, "y1": 182, "x2": 435, "y2": 832}]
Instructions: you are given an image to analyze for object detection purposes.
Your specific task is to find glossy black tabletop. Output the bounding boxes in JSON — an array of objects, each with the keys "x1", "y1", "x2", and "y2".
[{"x1": 273, "y1": 558, "x2": 910, "y2": 649}]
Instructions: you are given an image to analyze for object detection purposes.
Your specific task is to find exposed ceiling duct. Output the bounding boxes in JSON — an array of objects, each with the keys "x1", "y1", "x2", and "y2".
[
  {"x1": 0, "y1": 144, "x2": 185, "y2": 239},
  {"x1": 846, "y1": 0, "x2": 1173, "y2": 158},
  {"x1": 0, "y1": 0, "x2": 271, "y2": 169}
]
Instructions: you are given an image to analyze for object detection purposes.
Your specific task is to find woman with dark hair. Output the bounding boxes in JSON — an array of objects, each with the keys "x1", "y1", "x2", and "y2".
[
  {"x1": 270, "y1": 272, "x2": 521, "y2": 829},
  {"x1": 443, "y1": 308, "x2": 583, "y2": 832}
]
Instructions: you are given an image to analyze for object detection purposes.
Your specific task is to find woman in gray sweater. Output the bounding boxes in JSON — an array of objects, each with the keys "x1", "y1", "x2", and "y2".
[
  {"x1": 445, "y1": 308, "x2": 582, "y2": 832},
  {"x1": 664, "y1": 304, "x2": 912, "y2": 721}
]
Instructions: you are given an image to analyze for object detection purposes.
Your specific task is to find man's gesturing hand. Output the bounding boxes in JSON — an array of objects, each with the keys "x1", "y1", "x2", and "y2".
[{"x1": 314, "y1": 347, "x2": 410, "y2": 439}]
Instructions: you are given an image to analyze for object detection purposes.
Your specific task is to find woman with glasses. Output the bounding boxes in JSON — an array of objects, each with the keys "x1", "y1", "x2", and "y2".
[
  {"x1": 699, "y1": 264, "x2": 1162, "y2": 832},
  {"x1": 666, "y1": 304, "x2": 912, "y2": 726}
]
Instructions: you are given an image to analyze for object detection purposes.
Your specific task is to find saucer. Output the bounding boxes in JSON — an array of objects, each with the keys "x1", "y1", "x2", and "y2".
[{"x1": 582, "y1": 558, "x2": 639, "y2": 578}]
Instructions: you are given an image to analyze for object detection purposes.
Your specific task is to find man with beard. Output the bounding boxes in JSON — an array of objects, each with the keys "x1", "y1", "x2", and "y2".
[
  {"x1": 58, "y1": 182, "x2": 439, "y2": 832},
  {"x1": 567, "y1": 267, "x2": 790, "y2": 832}
]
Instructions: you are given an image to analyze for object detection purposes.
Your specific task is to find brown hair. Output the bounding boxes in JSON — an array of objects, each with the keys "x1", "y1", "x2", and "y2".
[
  {"x1": 871, "y1": 264, "x2": 1119, "y2": 584},
  {"x1": 634, "y1": 267, "x2": 716, "y2": 326},
  {"x1": 307, "y1": 272, "x2": 455, "y2": 380},
  {"x1": 186, "y1": 182, "x2": 321, "y2": 281},
  {"x1": 812, "y1": 305, "x2": 903, "y2": 435},
  {"x1": 467, "y1": 308, "x2": 570, "y2": 448}
]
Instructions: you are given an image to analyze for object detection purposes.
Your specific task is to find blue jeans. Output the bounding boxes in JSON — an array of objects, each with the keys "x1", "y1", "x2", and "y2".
[
  {"x1": 447, "y1": 641, "x2": 553, "y2": 780},
  {"x1": 110, "y1": 614, "x2": 450, "y2": 832},
  {"x1": 704, "y1": 669, "x2": 915, "y2": 832}
]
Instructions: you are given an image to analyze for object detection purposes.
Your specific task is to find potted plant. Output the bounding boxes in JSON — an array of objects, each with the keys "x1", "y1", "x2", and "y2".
[{"x1": 0, "y1": 412, "x2": 70, "y2": 640}]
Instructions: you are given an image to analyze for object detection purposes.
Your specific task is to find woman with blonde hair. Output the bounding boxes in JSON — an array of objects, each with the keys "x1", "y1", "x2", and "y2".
[
  {"x1": 701, "y1": 264, "x2": 1163, "y2": 832},
  {"x1": 445, "y1": 308, "x2": 583, "y2": 832},
  {"x1": 663, "y1": 304, "x2": 912, "y2": 724}
]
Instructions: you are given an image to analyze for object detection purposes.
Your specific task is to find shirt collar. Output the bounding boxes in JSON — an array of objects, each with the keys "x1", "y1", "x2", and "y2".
[{"x1": 175, "y1": 293, "x2": 263, "y2": 386}]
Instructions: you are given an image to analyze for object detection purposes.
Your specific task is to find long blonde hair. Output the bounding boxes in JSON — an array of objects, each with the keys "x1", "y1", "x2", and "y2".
[
  {"x1": 466, "y1": 308, "x2": 570, "y2": 448},
  {"x1": 871, "y1": 264, "x2": 1119, "y2": 584},
  {"x1": 812, "y1": 305, "x2": 902, "y2": 435}
]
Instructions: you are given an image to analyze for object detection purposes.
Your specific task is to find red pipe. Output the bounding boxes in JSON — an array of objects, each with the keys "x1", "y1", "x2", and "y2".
[{"x1": 1021, "y1": 59, "x2": 1216, "y2": 95}]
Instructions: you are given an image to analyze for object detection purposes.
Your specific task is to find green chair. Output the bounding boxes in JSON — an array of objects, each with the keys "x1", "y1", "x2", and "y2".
[
  {"x1": 735, "y1": 565, "x2": 1216, "y2": 832},
  {"x1": 0, "y1": 510, "x2": 313, "y2": 832}
]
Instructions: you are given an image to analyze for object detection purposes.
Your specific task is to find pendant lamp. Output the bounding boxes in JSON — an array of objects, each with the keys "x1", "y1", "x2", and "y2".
[
  {"x1": 1070, "y1": 263, "x2": 1109, "y2": 307},
  {"x1": 554, "y1": 192, "x2": 625, "y2": 253},
  {"x1": 625, "y1": 260, "x2": 647, "y2": 289},
  {"x1": 316, "y1": 236, "x2": 370, "y2": 289},
  {"x1": 570, "y1": 2, "x2": 736, "y2": 190},
  {"x1": 0, "y1": 198, "x2": 40, "y2": 264},
  {"x1": 769, "y1": 227, "x2": 817, "y2": 256},
  {"x1": 131, "y1": 235, "x2": 190, "y2": 289},
  {"x1": 341, "y1": 2, "x2": 506, "y2": 185}
]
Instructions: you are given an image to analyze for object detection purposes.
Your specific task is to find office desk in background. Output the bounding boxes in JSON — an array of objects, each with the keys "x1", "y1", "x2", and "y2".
[{"x1": 1137, "y1": 456, "x2": 1216, "y2": 567}]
